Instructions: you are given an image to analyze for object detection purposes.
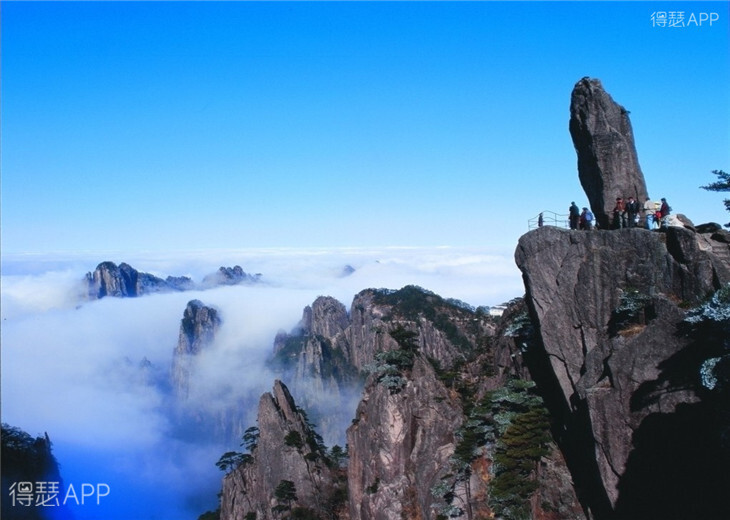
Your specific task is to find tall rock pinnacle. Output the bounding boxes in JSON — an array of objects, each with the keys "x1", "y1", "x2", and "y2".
[
  {"x1": 569, "y1": 77, "x2": 649, "y2": 229},
  {"x1": 171, "y1": 299, "x2": 221, "y2": 399}
]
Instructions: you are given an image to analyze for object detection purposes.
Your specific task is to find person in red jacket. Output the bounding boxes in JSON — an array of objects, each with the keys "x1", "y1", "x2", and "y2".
[
  {"x1": 659, "y1": 198, "x2": 671, "y2": 228},
  {"x1": 612, "y1": 198, "x2": 626, "y2": 229}
]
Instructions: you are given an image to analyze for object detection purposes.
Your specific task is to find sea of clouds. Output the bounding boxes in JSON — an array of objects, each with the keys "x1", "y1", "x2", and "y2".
[{"x1": 1, "y1": 247, "x2": 523, "y2": 519}]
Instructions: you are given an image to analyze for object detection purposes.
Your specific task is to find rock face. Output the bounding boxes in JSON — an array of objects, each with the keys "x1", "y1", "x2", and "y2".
[
  {"x1": 569, "y1": 78, "x2": 649, "y2": 229},
  {"x1": 515, "y1": 225, "x2": 730, "y2": 518},
  {"x1": 347, "y1": 357, "x2": 464, "y2": 520},
  {"x1": 220, "y1": 381, "x2": 344, "y2": 520},
  {"x1": 171, "y1": 300, "x2": 221, "y2": 399}
]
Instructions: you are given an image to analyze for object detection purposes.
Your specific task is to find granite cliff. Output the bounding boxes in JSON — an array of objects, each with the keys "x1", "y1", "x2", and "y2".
[{"x1": 516, "y1": 224, "x2": 730, "y2": 519}]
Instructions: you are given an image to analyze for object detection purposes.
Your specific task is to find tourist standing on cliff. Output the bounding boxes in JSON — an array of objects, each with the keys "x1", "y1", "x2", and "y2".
[
  {"x1": 612, "y1": 198, "x2": 627, "y2": 229},
  {"x1": 580, "y1": 207, "x2": 594, "y2": 230},
  {"x1": 643, "y1": 197, "x2": 655, "y2": 229},
  {"x1": 625, "y1": 197, "x2": 640, "y2": 228},
  {"x1": 659, "y1": 198, "x2": 671, "y2": 228},
  {"x1": 569, "y1": 202, "x2": 580, "y2": 230}
]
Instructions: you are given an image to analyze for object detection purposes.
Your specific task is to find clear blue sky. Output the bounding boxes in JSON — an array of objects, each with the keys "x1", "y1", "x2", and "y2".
[{"x1": 2, "y1": 1, "x2": 728, "y2": 254}]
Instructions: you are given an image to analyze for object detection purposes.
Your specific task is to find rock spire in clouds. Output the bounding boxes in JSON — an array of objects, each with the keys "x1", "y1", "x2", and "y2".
[
  {"x1": 171, "y1": 299, "x2": 221, "y2": 399},
  {"x1": 569, "y1": 77, "x2": 649, "y2": 229}
]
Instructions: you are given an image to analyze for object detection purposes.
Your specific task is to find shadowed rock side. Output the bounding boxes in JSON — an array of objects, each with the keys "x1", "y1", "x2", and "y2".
[
  {"x1": 1, "y1": 424, "x2": 67, "y2": 520},
  {"x1": 515, "y1": 225, "x2": 730, "y2": 518},
  {"x1": 272, "y1": 296, "x2": 359, "y2": 447},
  {"x1": 569, "y1": 77, "x2": 649, "y2": 229}
]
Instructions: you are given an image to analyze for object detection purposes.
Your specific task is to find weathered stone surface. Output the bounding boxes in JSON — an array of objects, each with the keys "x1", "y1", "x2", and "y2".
[
  {"x1": 347, "y1": 358, "x2": 463, "y2": 520},
  {"x1": 534, "y1": 446, "x2": 587, "y2": 520},
  {"x1": 569, "y1": 78, "x2": 649, "y2": 229},
  {"x1": 220, "y1": 381, "x2": 342, "y2": 520},
  {"x1": 271, "y1": 296, "x2": 361, "y2": 447},
  {"x1": 696, "y1": 222, "x2": 723, "y2": 234},
  {"x1": 515, "y1": 225, "x2": 730, "y2": 516},
  {"x1": 345, "y1": 287, "x2": 488, "y2": 372},
  {"x1": 310, "y1": 296, "x2": 350, "y2": 339}
]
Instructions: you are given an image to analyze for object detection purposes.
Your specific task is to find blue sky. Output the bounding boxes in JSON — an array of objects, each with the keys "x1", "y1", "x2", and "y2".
[
  {"x1": 0, "y1": 4, "x2": 728, "y2": 518},
  {"x1": 2, "y1": 1, "x2": 729, "y2": 254}
]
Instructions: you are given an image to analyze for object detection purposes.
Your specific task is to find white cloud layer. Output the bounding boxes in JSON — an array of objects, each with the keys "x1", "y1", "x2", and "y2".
[{"x1": 0, "y1": 247, "x2": 523, "y2": 519}]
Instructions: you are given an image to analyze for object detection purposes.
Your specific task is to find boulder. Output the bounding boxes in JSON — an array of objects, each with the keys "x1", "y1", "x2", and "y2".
[{"x1": 569, "y1": 78, "x2": 649, "y2": 229}]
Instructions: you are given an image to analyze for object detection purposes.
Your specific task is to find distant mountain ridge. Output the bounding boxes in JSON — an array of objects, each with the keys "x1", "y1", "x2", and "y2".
[{"x1": 84, "y1": 261, "x2": 262, "y2": 299}]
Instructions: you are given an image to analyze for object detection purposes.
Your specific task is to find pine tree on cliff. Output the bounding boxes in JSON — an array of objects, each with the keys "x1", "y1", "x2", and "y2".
[{"x1": 701, "y1": 169, "x2": 730, "y2": 227}]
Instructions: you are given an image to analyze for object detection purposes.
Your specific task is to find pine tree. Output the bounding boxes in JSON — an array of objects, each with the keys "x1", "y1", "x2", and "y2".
[{"x1": 700, "y1": 169, "x2": 730, "y2": 227}]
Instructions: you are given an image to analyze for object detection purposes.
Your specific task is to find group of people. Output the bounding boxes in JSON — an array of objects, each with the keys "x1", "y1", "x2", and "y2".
[
  {"x1": 614, "y1": 196, "x2": 672, "y2": 230},
  {"x1": 567, "y1": 197, "x2": 671, "y2": 231},
  {"x1": 568, "y1": 202, "x2": 595, "y2": 230}
]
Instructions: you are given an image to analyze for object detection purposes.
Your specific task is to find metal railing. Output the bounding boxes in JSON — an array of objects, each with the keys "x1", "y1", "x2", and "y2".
[{"x1": 528, "y1": 211, "x2": 570, "y2": 230}]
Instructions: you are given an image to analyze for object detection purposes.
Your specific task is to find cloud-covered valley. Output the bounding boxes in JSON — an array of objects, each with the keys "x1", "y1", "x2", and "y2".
[{"x1": 1, "y1": 247, "x2": 522, "y2": 519}]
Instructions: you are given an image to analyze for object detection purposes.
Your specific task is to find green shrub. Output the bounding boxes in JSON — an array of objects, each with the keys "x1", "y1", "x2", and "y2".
[{"x1": 284, "y1": 431, "x2": 304, "y2": 450}]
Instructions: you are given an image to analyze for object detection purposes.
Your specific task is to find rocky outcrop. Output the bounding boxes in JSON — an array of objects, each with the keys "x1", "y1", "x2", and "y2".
[
  {"x1": 346, "y1": 287, "x2": 491, "y2": 372},
  {"x1": 515, "y1": 225, "x2": 730, "y2": 518},
  {"x1": 569, "y1": 78, "x2": 649, "y2": 229},
  {"x1": 220, "y1": 381, "x2": 344, "y2": 520},
  {"x1": 85, "y1": 262, "x2": 260, "y2": 300},
  {"x1": 171, "y1": 300, "x2": 221, "y2": 399}
]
